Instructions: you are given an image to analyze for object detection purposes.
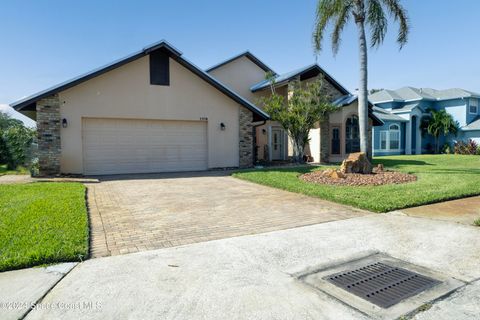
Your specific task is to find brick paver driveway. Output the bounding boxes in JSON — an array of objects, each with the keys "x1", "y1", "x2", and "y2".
[{"x1": 87, "y1": 171, "x2": 368, "y2": 257}]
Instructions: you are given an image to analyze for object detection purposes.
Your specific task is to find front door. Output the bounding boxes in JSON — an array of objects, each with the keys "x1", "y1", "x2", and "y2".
[{"x1": 271, "y1": 128, "x2": 284, "y2": 160}]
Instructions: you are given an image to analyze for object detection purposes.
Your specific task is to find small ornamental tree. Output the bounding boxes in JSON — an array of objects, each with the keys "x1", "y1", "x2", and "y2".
[
  {"x1": 259, "y1": 77, "x2": 336, "y2": 162},
  {"x1": 421, "y1": 109, "x2": 459, "y2": 154}
]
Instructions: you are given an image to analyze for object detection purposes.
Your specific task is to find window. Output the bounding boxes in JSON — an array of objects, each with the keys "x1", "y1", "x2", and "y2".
[
  {"x1": 331, "y1": 127, "x2": 340, "y2": 154},
  {"x1": 389, "y1": 131, "x2": 400, "y2": 150},
  {"x1": 380, "y1": 131, "x2": 388, "y2": 150},
  {"x1": 380, "y1": 124, "x2": 401, "y2": 151},
  {"x1": 389, "y1": 124, "x2": 400, "y2": 150},
  {"x1": 469, "y1": 99, "x2": 478, "y2": 114},
  {"x1": 345, "y1": 115, "x2": 360, "y2": 153}
]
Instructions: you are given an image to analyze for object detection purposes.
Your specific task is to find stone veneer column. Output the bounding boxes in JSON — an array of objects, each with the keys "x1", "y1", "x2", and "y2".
[
  {"x1": 36, "y1": 94, "x2": 61, "y2": 176},
  {"x1": 319, "y1": 117, "x2": 330, "y2": 163},
  {"x1": 239, "y1": 107, "x2": 253, "y2": 168}
]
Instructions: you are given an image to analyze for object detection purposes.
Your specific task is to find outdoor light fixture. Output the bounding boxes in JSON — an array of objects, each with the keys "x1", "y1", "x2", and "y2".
[
  {"x1": 62, "y1": 118, "x2": 68, "y2": 128},
  {"x1": 262, "y1": 129, "x2": 267, "y2": 135},
  {"x1": 220, "y1": 122, "x2": 226, "y2": 131}
]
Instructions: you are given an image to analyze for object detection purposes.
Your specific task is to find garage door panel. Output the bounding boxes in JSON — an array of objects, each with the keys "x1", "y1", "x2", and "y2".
[{"x1": 83, "y1": 118, "x2": 208, "y2": 175}]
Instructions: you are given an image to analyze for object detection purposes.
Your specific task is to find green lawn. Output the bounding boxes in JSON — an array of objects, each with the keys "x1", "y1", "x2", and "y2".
[
  {"x1": 233, "y1": 155, "x2": 480, "y2": 212},
  {"x1": 0, "y1": 183, "x2": 88, "y2": 272},
  {"x1": 0, "y1": 164, "x2": 28, "y2": 176}
]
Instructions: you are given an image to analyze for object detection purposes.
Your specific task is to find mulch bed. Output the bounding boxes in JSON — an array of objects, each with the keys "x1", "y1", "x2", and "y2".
[{"x1": 301, "y1": 169, "x2": 417, "y2": 186}]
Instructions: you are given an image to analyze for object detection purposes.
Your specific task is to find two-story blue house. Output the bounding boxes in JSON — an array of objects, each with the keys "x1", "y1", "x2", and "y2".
[{"x1": 369, "y1": 87, "x2": 480, "y2": 155}]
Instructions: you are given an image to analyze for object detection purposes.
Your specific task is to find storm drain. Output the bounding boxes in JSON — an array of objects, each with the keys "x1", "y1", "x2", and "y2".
[{"x1": 325, "y1": 262, "x2": 441, "y2": 308}]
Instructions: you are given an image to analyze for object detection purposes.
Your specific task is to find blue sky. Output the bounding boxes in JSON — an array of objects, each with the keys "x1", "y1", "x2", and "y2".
[{"x1": 1, "y1": 0, "x2": 479, "y2": 103}]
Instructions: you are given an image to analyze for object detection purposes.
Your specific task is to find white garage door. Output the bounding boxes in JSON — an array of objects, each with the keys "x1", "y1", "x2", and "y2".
[{"x1": 83, "y1": 118, "x2": 208, "y2": 175}]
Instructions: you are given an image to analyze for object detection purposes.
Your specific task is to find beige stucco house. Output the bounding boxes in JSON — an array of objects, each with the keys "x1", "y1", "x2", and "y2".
[
  {"x1": 207, "y1": 52, "x2": 382, "y2": 164},
  {"x1": 12, "y1": 40, "x2": 381, "y2": 175}
]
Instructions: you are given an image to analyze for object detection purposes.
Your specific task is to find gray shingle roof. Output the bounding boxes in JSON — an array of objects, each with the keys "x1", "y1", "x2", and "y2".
[
  {"x1": 372, "y1": 106, "x2": 408, "y2": 122},
  {"x1": 332, "y1": 94, "x2": 383, "y2": 126},
  {"x1": 389, "y1": 102, "x2": 423, "y2": 113},
  {"x1": 249, "y1": 64, "x2": 349, "y2": 95},
  {"x1": 369, "y1": 86, "x2": 480, "y2": 103},
  {"x1": 462, "y1": 116, "x2": 480, "y2": 131}
]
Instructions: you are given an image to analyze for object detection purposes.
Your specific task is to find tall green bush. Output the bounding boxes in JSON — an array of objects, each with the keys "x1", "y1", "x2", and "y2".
[{"x1": 0, "y1": 112, "x2": 36, "y2": 170}]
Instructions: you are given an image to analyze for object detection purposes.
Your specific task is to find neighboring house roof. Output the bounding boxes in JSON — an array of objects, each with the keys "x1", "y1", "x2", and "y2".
[
  {"x1": 205, "y1": 51, "x2": 275, "y2": 74},
  {"x1": 389, "y1": 102, "x2": 424, "y2": 114},
  {"x1": 249, "y1": 64, "x2": 350, "y2": 95},
  {"x1": 461, "y1": 116, "x2": 480, "y2": 131},
  {"x1": 0, "y1": 104, "x2": 36, "y2": 128},
  {"x1": 332, "y1": 94, "x2": 384, "y2": 126},
  {"x1": 369, "y1": 86, "x2": 480, "y2": 104},
  {"x1": 10, "y1": 40, "x2": 269, "y2": 121},
  {"x1": 372, "y1": 106, "x2": 408, "y2": 122}
]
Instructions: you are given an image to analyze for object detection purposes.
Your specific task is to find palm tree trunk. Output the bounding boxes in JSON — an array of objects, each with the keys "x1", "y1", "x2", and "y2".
[{"x1": 355, "y1": 12, "x2": 369, "y2": 155}]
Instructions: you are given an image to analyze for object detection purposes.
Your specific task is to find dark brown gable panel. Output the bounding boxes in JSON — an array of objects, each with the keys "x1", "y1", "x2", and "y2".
[{"x1": 150, "y1": 49, "x2": 170, "y2": 85}]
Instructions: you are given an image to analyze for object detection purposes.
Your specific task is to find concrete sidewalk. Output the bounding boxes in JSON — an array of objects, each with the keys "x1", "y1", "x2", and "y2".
[
  {"x1": 0, "y1": 263, "x2": 77, "y2": 320},
  {"x1": 400, "y1": 196, "x2": 480, "y2": 226},
  {"x1": 19, "y1": 215, "x2": 479, "y2": 320}
]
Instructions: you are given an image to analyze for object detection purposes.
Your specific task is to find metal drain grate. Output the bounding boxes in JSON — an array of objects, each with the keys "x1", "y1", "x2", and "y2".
[{"x1": 325, "y1": 262, "x2": 441, "y2": 308}]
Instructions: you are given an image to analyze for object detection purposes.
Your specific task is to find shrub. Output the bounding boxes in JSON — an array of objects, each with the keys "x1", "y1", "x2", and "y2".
[
  {"x1": 0, "y1": 112, "x2": 36, "y2": 170},
  {"x1": 477, "y1": 146, "x2": 480, "y2": 156},
  {"x1": 2, "y1": 126, "x2": 36, "y2": 169},
  {"x1": 441, "y1": 143, "x2": 452, "y2": 154},
  {"x1": 454, "y1": 139, "x2": 478, "y2": 155}
]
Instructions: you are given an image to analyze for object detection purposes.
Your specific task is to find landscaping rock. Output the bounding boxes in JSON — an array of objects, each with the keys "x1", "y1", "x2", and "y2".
[
  {"x1": 376, "y1": 164, "x2": 384, "y2": 172},
  {"x1": 302, "y1": 169, "x2": 417, "y2": 186},
  {"x1": 321, "y1": 169, "x2": 335, "y2": 177},
  {"x1": 330, "y1": 170, "x2": 346, "y2": 179},
  {"x1": 340, "y1": 152, "x2": 372, "y2": 174},
  {"x1": 321, "y1": 169, "x2": 346, "y2": 179}
]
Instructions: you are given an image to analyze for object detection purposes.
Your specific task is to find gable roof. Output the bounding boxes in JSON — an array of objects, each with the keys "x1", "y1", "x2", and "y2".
[
  {"x1": 369, "y1": 86, "x2": 480, "y2": 104},
  {"x1": 205, "y1": 51, "x2": 275, "y2": 74},
  {"x1": 389, "y1": 102, "x2": 424, "y2": 114},
  {"x1": 10, "y1": 40, "x2": 269, "y2": 121},
  {"x1": 462, "y1": 116, "x2": 480, "y2": 131},
  {"x1": 332, "y1": 94, "x2": 383, "y2": 126},
  {"x1": 250, "y1": 64, "x2": 350, "y2": 95},
  {"x1": 372, "y1": 106, "x2": 408, "y2": 122}
]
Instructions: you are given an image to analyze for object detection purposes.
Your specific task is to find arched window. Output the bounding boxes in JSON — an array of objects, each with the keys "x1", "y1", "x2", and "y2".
[
  {"x1": 345, "y1": 115, "x2": 360, "y2": 153},
  {"x1": 389, "y1": 124, "x2": 400, "y2": 150},
  {"x1": 380, "y1": 123, "x2": 401, "y2": 151},
  {"x1": 389, "y1": 124, "x2": 400, "y2": 131}
]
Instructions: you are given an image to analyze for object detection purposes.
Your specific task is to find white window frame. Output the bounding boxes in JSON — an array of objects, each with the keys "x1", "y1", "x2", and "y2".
[
  {"x1": 380, "y1": 131, "x2": 388, "y2": 150},
  {"x1": 469, "y1": 99, "x2": 478, "y2": 114},
  {"x1": 379, "y1": 124, "x2": 401, "y2": 151}
]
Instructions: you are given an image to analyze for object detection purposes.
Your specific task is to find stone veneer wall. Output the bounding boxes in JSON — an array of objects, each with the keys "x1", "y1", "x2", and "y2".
[
  {"x1": 36, "y1": 94, "x2": 61, "y2": 176},
  {"x1": 318, "y1": 77, "x2": 342, "y2": 163},
  {"x1": 319, "y1": 116, "x2": 330, "y2": 163},
  {"x1": 239, "y1": 106, "x2": 253, "y2": 168}
]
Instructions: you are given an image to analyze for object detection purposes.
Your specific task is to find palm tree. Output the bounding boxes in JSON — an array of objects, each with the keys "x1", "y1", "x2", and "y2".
[
  {"x1": 421, "y1": 109, "x2": 459, "y2": 154},
  {"x1": 313, "y1": 0, "x2": 409, "y2": 156}
]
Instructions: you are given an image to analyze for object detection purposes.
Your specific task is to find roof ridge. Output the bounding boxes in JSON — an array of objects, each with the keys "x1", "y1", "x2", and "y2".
[{"x1": 205, "y1": 51, "x2": 275, "y2": 74}]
